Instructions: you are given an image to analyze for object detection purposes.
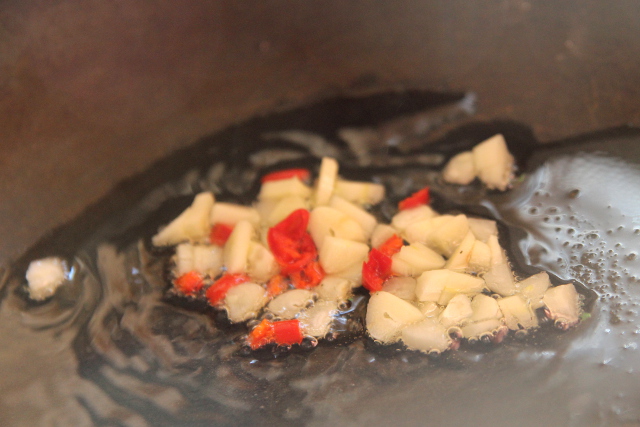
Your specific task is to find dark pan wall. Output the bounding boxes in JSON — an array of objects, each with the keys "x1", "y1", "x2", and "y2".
[{"x1": 1, "y1": 0, "x2": 639, "y2": 261}]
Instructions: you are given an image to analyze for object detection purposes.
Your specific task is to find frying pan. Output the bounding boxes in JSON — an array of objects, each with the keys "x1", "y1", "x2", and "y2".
[{"x1": 1, "y1": 1, "x2": 639, "y2": 426}]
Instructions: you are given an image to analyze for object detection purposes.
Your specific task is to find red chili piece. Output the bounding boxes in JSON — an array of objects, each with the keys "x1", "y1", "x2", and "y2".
[
  {"x1": 261, "y1": 168, "x2": 310, "y2": 183},
  {"x1": 206, "y1": 273, "x2": 250, "y2": 305},
  {"x1": 248, "y1": 319, "x2": 275, "y2": 350},
  {"x1": 289, "y1": 260, "x2": 325, "y2": 289},
  {"x1": 267, "y1": 274, "x2": 289, "y2": 297},
  {"x1": 268, "y1": 209, "x2": 318, "y2": 275},
  {"x1": 173, "y1": 271, "x2": 204, "y2": 296},
  {"x1": 269, "y1": 208, "x2": 309, "y2": 239},
  {"x1": 210, "y1": 223, "x2": 234, "y2": 246},
  {"x1": 377, "y1": 234, "x2": 404, "y2": 257},
  {"x1": 398, "y1": 187, "x2": 430, "y2": 211},
  {"x1": 247, "y1": 319, "x2": 304, "y2": 350},
  {"x1": 273, "y1": 319, "x2": 304, "y2": 346},
  {"x1": 362, "y1": 249, "x2": 392, "y2": 292}
]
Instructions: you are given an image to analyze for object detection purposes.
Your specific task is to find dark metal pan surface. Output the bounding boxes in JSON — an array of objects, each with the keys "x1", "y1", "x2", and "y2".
[{"x1": 1, "y1": 91, "x2": 639, "y2": 426}]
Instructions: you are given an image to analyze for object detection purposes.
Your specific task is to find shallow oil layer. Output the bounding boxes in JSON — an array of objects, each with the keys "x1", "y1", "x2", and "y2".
[{"x1": 1, "y1": 91, "x2": 639, "y2": 427}]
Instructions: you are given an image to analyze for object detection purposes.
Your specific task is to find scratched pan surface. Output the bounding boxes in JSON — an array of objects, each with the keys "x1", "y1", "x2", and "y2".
[{"x1": 1, "y1": 91, "x2": 639, "y2": 427}]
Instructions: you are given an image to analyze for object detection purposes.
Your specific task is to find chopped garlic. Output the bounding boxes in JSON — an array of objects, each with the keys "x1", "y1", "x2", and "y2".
[
  {"x1": 472, "y1": 134, "x2": 514, "y2": 191},
  {"x1": 152, "y1": 192, "x2": 215, "y2": 246},
  {"x1": 442, "y1": 134, "x2": 515, "y2": 191},
  {"x1": 147, "y1": 153, "x2": 584, "y2": 355},
  {"x1": 334, "y1": 180, "x2": 385, "y2": 206},
  {"x1": 366, "y1": 291, "x2": 424, "y2": 343},
  {"x1": 26, "y1": 257, "x2": 67, "y2": 301},
  {"x1": 316, "y1": 276, "x2": 353, "y2": 302},
  {"x1": 268, "y1": 289, "x2": 315, "y2": 320},
  {"x1": 314, "y1": 157, "x2": 339, "y2": 206},
  {"x1": 224, "y1": 283, "x2": 268, "y2": 322},
  {"x1": 299, "y1": 300, "x2": 339, "y2": 338},
  {"x1": 442, "y1": 151, "x2": 476, "y2": 185},
  {"x1": 401, "y1": 318, "x2": 451, "y2": 353}
]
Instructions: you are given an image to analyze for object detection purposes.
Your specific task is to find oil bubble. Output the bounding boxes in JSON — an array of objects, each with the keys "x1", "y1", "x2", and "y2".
[
  {"x1": 514, "y1": 329, "x2": 528, "y2": 340},
  {"x1": 338, "y1": 300, "x2": 352, "y2": 311},
  {"x1": 447, "y1": 326, "x2": 463, "y2": 339},
  {"x1": 427, "y1": 349, "x2": 442, "y2": 359},
  {"x1": 300, "y1": 336, "x2": 319, "y2": 349},
  {"x1": 247, "y1": 319, "x2": 262, "y2": 328},
  {"x1": 263, "y1": 312, "x2": 275, "y2": 321}
]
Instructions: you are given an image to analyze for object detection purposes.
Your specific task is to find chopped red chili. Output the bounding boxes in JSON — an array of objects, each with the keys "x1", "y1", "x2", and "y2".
[
  {"x1": 266, "y1": 274, "x2": 289, "y2": 297},
  {"x1": 398, "y1": 187, "x2": 430, "y2": 211},
  {"x1": 289, "y1": 260, "x2": 325, "y2": 289},
  {"x1": 269, "y1": 208, "x2": 309, "y2": 240},
  {"x1": 206, "y1": 273, "x2": 250, "y2": 305},
  {"x1": 210, "y1": 223, "x2": 234, "y2": 246},
  {"x1": 173, "y1": 271, "x2": 204, "y2": 296},
  {"x1": 273, "y1": 319, "x2": 304, "y2": 346},
  {"x1": 267, "y1": 209, "x2": 318, "y2": 275},
  {"x1": 248, "y1": 319, "x2": 275, "y2": 350},
  {"x1": 248, "y1": 319, "x2": 304, "y2": 349},
  {"x1": 362, "y1": 249, "x2": 392, "y2": 292},
  {"x1": 261, "y1": 168, "x2": 310, "y2": 183},
  {"x1": 377, "y1": 234, "x2": 404, "y2": 257}
]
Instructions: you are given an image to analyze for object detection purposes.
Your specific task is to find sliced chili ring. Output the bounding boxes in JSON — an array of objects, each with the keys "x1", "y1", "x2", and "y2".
[{"x1": 268, "y1": 209, "x2": 318, "y2": 275}]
